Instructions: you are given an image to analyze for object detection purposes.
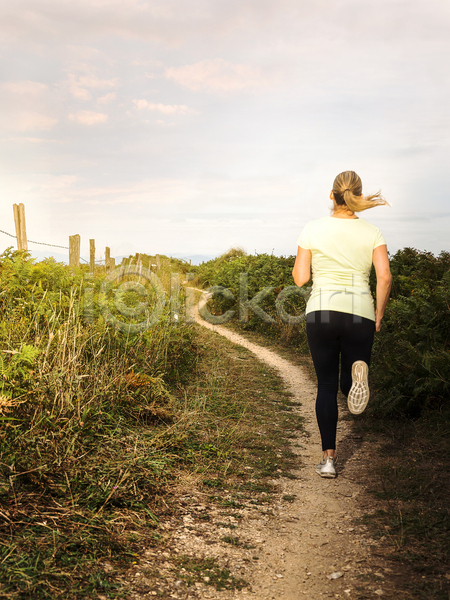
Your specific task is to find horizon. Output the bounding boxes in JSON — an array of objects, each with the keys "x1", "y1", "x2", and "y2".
[{"x1": 2, "y1": 236, "x2": 449, "y2": 270}]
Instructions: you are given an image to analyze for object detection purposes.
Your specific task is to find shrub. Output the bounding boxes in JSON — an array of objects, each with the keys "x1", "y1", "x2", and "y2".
[
  {"x1": 0, "y1": 247, "x2": 198, "y2": 447},
  {"x1": 196, "y1": 246, "x2": 450, "y2": 417},
  {"x1": 369, "y1": 248, "x2": 450, "y2": 417}
]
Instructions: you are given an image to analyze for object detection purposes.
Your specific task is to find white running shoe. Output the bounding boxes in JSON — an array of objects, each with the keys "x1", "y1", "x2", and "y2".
[
  {"x1": 315, "y1": 456, "x2": 336, "y2": 478},
  {"x1": 348, "y1": 360, "x2": 370, "y2": 414}
]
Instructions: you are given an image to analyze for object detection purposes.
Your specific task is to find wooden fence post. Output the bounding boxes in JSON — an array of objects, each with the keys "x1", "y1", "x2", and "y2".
[
  {"x1": 89, "y1": 239, "x2": 95, "y2": 273},
  {"x1": 156, "y1": 254, "x2": 161, "y2": 269},
  {"x1": 83, "y1": 274, "x2": 94, "y2": 324},
  {"x1": 13, "y1": 203, "x2": 28, "y2": 251},
  {"x1": 120, "y1": 257, "x2": 126, "y2": 279},
  {"x1": 69, "y1": 235, "x2": 80, "y2": 267},
  {"x1": 105, "y1": 246, "x2": 111, "y2": 273}
]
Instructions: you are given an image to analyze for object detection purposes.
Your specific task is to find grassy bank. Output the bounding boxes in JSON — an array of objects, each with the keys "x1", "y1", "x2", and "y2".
[{"x1": 0, "y1": 250, "x2": 305, "y2": 598}]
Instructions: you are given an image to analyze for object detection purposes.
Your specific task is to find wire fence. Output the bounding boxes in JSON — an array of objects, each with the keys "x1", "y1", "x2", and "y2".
[
  {"x1": 5, "y1": 206, "x2": 152, "y2": 269},
  {"x1": 0, "y1": 227, "x2": 69, "y2": 249},
  {"x1": 0, "y1": 228, "x2": 103, "y2": 264}
]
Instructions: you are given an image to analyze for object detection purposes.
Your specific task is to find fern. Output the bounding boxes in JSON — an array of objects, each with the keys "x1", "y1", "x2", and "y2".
[{"x1": 12, "y1": 344, "x2": 39, "y2": 367}]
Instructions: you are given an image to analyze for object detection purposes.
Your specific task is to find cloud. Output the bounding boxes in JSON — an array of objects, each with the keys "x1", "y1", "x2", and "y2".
[
  {"x1": 66, "y1": 71, "x2": 120, "y2": 100},
  {"x1": 68, "y1": 110, "x2": 108, "y2": 125},
  {"x1": 69, "y1": 85, "x2": 91, "y2": 100},
  {"x1": 0, "y1": 81, "x2": 56, "y2": 131},
  {"x1": 165, "y1": 58, "x2": 269, "y2": 92},
  {"x1": 1, "y1": 0, "x2": 449, "y2": 53},
  {"x1": 133, "y1": 99, "x2": 199, "y2": 114},
  {"x1": 10, "y1": 112, "x2": 58, "y2": 131},
  {"x1": 0, "y1": 0, "x2": 190, "y2": 44},
  {"x1": 2, "y1": 81, "x2": 48, "y2": 96},
  {"x1": 130, "y1": 59, "x2": 164, "y2": 68},
  {"x1": 97, "y1": 92, "x2": 116, "y2": 104},
  {"x1": 76, "y1": 74, "x2": 119, "y2": 89}
]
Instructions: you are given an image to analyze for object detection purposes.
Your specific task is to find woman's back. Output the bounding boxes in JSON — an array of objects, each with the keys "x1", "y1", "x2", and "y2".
[{"x1": 298, "y1": 215, "x2": 386, "y2": 319}]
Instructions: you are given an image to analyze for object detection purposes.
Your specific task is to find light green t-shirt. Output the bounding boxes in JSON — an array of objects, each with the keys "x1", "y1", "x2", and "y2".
[{"x1": 297, "y1": 216, "x2": 386, "y2": 321}]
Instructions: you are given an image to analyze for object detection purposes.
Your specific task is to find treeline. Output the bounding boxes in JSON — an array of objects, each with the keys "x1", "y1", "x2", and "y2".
[{"x1": 195, "y1": 247, "x2": 450, "y2": 417}]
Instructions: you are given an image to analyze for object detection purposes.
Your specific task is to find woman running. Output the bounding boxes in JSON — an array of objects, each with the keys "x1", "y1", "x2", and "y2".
[{"x1": 292, "y1": 170, "x2": 392, "y2": 478}]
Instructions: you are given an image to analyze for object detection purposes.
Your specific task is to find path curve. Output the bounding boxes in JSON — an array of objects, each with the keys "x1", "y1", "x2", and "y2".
[{"x1": 185, "y1": 297, "x2": 391, "y2": 600}]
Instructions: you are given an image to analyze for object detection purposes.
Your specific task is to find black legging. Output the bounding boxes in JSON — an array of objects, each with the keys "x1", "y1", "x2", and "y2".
[{"x1": 306, "y1": 310, "x2": 375, "y2": 451}]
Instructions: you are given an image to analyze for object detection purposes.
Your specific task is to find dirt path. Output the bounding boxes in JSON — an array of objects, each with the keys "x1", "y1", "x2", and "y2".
[
  {"x1": 132, "y1": 307, "x2": 398, "y2": 600},
  {"x1": 180, "y1": 313, "x2": 392, "y2": 600}
]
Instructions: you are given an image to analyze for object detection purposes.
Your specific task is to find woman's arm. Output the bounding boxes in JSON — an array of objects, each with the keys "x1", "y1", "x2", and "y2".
[
  {"x1": 292, "y1": 246, "x2": 312, "y2": 287},
  {"x1": 372, "y1": 244, "x2": 392, "y2": 332}
]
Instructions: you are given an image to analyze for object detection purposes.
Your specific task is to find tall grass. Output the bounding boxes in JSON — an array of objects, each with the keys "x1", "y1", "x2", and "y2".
[{"x1": 0, "y1": 249, "x2": 198, "y2": 598}]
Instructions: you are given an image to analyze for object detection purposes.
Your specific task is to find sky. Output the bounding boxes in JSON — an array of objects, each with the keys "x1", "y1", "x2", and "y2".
[{"x1": 0, "y1": 0, "x2": 449, "y2": 264}]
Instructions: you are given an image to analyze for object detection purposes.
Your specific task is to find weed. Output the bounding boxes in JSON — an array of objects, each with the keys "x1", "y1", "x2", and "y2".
[
  {"x1": 174, "y1": 555, "x2": 249, "y2": 591},
  {"x1": 354, "y1": 408, "x2": 450, "y2": 598},
  {"x1": 221, "y1": 535, "x2": 241, "y2": 545},
  {"x1": 282, "y1": 494, "x2": 296, "y2": 502},
  {"x1": 216, "y1": 522, "x2": 238, "y2": 529}
]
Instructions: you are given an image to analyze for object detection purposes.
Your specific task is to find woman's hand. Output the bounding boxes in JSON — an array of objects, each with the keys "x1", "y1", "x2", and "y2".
[{"x1": 375, "y1": 315, "x2": 383, "y2": 332}]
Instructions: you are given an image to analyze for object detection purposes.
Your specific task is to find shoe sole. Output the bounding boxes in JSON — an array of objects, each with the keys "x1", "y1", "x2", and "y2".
[
  {"x1": 320, "y1": 470, "x2": 336, "y2": 478},
  {"x1": 348, "y1": 360, "x2": 369, "y2": 414}
]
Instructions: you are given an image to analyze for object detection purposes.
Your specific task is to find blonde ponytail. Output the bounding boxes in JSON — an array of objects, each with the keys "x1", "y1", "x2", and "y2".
[{"x1": 332, "y1": 171, "x2": 389, "y2": 213}]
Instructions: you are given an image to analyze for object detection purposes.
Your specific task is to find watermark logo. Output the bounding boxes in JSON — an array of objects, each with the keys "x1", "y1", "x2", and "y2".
[
  {"x1": 98, "y1": 266, "x2": 166, "y2": 334},
  {"x1": 198, "y1": 274, "x2": 308, "y2": 326},
  {"x1": 84, "y1": 270, "x2": 309, "y2": 334}
]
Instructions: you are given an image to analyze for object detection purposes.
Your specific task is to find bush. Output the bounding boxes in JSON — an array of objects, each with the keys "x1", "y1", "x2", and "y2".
[
  {"x1": 369, "y1": 248, "x2": 450, "y2": 417},
  {"x1": 196, "y1": 246, "x2": 450, "y2": 417},
  {"x1": 0, "y1": 249, "x2": 206, "y2": 599}
]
